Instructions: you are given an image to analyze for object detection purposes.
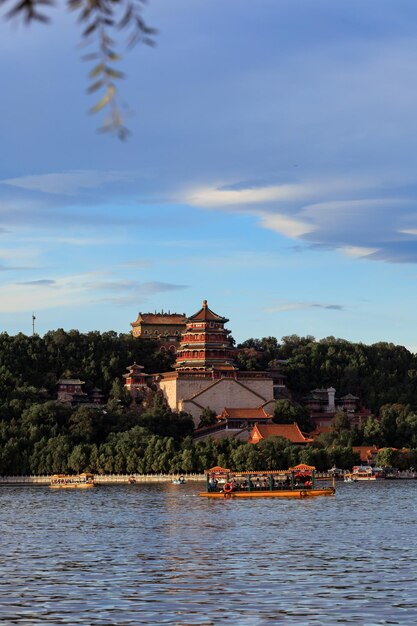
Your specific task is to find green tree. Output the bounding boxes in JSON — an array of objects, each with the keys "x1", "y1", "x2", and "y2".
[
  {"x1": 273, "y1": 399, "x2": 311, "y2": 432},
  {"x1": 197, "y1": 407, "x2": 217, "y2": 429},
  {"x1": 68, "y1": 444, "x2": 91, "y2": 473}
]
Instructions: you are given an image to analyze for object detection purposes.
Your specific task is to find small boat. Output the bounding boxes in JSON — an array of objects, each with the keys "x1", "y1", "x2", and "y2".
[
  {"x1": 199, "y1": 464, "x2": 335, "y2": 499},
  {"x1": 344, "y1": 475, "x2": 358, "y2": 483},
  {"x1": 49, "y1": 473, "x2": 95, "y2": 489},
  {"x1": 172, "y1": 476, "x2": 186, "y2": 485},
  {"x1": 345, "y1": 466, "x2": 377, "y2": 482}
]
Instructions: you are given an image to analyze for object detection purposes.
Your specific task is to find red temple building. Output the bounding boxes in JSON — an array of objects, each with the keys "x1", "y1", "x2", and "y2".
[
  {"x1": 123, "y1": 362, "x2": 150, "y2": 397},
  {"x1": 57, "y1": 378, "x2": 89, "y2": 405},
  {"x1": 175, "y1": 300, "x2": 237, "y2": 374},
  {"x1": 248, "y1": 422, "x2": 313, "y2": 445},
  {"x1": 158, "y1": 300, "x2": 276, "y2": 426}
]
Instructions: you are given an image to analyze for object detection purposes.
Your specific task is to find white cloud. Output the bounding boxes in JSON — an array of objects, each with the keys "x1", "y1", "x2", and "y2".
[
  {"x1": 340, "y1": 246, "x2": 378, "y2": 258},
  {"x1": 400, "y1": 229, "x2": 417, "y2": 236},
  {"x1": 258, "y1": 212, "x2": 316, "y2": 238},
  {"x1": 182, "y1": 178, "x2": 370, "y2": 209},
  {"x1": 181, "y1": 177, "x2": 417, "y2": 263}
]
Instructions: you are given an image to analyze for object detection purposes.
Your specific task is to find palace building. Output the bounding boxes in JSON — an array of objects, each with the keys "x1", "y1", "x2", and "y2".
[
  {"x1": 157, "y1": 300, "x2": 276, "y2": 425},
  {"x1": 130, "y1": 311, "x2": 187, "y2": 353}
]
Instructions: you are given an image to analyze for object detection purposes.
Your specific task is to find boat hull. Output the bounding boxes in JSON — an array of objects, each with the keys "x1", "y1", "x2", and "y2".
[
  {"x1": 49, "y1": 483, "x2": 94, "y2": 489},
  {"x1": 199, "y1": 488, "x2": 335, "y2": 499}
]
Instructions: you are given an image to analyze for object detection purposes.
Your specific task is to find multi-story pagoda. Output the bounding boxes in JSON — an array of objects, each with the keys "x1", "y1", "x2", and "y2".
[
  {"x1": 123, "y1": 362, "x2": 150, "y2": 394},
  {"x1": 175, "y1": 300, "x2": 237, "y2": 373},
  {"x1": 157, "y1": 300, "x2": 276, "y2": 425}
]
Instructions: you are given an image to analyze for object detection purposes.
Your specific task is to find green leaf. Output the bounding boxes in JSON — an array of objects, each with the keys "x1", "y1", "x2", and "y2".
[
  {"x1": 90, "y1": 85, "x2": 116, "y2": 114},
  {"x1": 87, "y1": 79, "x2": 104, "y2": 94},
  {"x1": 104, "y1": 67, "x2": 125, "y2": 80},
  {"x1": 89, "y1": 62, "x2": 105, "y2": 78}
]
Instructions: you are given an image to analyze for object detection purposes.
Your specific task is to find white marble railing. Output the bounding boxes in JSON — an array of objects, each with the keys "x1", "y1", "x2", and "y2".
[{"x1": 0, "y1": 473, "x2": 205, "y2": 484}]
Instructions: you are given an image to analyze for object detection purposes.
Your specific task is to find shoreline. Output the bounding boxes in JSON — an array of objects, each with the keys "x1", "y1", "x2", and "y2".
[{"x1": 0, "y1": 474, "x2": 206, "y2": 485}]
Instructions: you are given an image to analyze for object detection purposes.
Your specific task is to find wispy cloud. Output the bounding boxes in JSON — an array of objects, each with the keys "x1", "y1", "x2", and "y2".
[
  {"x1": 0, "y1": 274, "x2": 188, "y2": 313},
  {"x1": 265, "y1": 300, "x2": 344, "y2": 313},
  {"x1": 17, "y1": 279, "x2": 56, "y2": 286},
  {"x1": 182, "y1": 178, "x2": 367, "y2": 208},
  {"x1": 1, "y1": 170, "x2": 133, "y2": 196},
  {"x1": 182, "y1": 178, "x2": 417, "y2": 265}
]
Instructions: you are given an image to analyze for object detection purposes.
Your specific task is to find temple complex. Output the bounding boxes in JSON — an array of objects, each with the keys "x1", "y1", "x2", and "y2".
[
  {"x1": 57, "y1": 378, "x2": 104, "y2": 406},
  {"x1": 304, "y1": 387, "x2": 372, "y2": 432},
  {"x1": 157, "y1": 300, "x2": 276, "y2": 425}
]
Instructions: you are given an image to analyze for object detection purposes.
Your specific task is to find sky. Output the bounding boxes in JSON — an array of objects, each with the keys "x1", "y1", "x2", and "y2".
[{"x1": 2, "y1": 0, "x2": 417, "y2": 348}]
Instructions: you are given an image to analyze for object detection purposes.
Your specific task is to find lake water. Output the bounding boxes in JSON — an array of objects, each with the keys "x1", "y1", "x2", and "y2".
[{"x1": 1, "y1": 481, "x2": 417, "y2": 625}]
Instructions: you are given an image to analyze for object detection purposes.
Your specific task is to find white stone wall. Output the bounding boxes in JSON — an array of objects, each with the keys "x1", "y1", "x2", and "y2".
[
  {"x1": 159, "y1": 378, "x2": 179, "y2": 410},
  {"x1": 183, "y1": 378, "x2": 274, "y2": 424},
  {"x1": 158, "y1": 374, "x2": 274, "y2": 425}
]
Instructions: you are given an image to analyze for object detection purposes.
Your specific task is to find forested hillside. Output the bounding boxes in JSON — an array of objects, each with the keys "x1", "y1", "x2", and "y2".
[
  {"x1": 237, "y1": 335, "x2": 417, "y2": 413},
  {"x1": 1, "y1": 330, "x2": 417, "y2": 475}
]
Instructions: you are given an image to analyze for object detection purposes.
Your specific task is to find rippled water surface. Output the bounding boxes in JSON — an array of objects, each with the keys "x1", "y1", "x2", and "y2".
[{"x1": 1, "y1": 481, "x2": 417, "y2": 624}]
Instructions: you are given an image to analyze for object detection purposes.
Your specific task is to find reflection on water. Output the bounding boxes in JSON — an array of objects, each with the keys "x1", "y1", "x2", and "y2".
[{"x1": 1, "y1": 482, "x2": 417, "y2": 624}]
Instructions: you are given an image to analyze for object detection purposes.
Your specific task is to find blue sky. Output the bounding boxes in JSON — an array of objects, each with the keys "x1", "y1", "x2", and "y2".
[{"x1": 2, "y1": 0, "x2": 417, "y2": 348}]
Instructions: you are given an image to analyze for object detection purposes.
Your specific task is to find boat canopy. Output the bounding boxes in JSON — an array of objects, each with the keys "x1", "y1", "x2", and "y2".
[{"x1": 206, "y1": 464, "x2": 316, "y2": 477}]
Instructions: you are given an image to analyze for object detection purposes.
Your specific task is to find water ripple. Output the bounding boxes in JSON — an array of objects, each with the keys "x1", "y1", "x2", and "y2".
[{"x1": 1, "y1": 482, "x2": 417, "y2": 624}]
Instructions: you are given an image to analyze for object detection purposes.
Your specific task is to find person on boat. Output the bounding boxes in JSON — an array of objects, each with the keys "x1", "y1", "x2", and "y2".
[{"x1": 209, "y1": 476, "x2": 218, "y2": 491}]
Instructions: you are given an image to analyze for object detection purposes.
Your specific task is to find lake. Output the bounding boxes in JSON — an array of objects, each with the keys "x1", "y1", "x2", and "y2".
[{"x1": 1, "y1": 481, "x2": 417, "y2": 624}]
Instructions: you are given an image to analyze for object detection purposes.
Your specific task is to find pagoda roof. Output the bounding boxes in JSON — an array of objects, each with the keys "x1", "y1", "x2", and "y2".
[
  {"x1": 131, "y1": 312, "x2": 187, "y2": 326},
  {"x1": 250, "y1": 422, "x2": 313, "y2": 444},
  {"x1": 126, "y1": 362, "x2": 144, "y2": 371},
  {"x1": 220, "y1": 407, "x2": 272, "y2": 419},
  {"x1": 188, "y1": 300, "x2": 228, "y2": 323},
  {"x1": 57, "y1": 378, "x2": 85, "y2": 385},
  {"x1": 340, "y1": 393, "x2": 359, "y2": 400}
]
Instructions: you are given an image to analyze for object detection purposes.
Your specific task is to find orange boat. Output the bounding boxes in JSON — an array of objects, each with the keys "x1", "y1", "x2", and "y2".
[
  {"x1": 199, "y1": 464, "x2": 335, "y2": 499},
  {"x1": 49, "y1": 473, "x2": 95, "y2": 489}
]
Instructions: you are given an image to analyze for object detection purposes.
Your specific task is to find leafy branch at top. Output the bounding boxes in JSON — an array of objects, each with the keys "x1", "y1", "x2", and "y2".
[{"x1": 1, "y1": 0, "x2": 157, "y2": 138}]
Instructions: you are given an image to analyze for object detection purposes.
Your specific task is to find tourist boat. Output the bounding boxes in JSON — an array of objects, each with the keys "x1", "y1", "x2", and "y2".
[
  {"x1": 172, "y1": 476, "x2": 186, "y2": 485},
  {"x1": 49, "y1": 473, "x2": 95, "y2": 489},
  {"x1": 199, "y1": 464, "x2": 335, "y2": 499},
  {"x1": 344, "y1": 474, "x2": 358, "y2": 483},
  {"x1": 344, "y1": 466, "x2": 377, "y2": 482}
]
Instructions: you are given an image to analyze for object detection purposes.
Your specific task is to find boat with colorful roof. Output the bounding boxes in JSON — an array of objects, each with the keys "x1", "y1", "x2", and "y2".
[
  {"x1": 49, "y1": 473, "x2": 95, "y2": 489},
  {"x1": 344, "y1": 466, "x2": 379, "y2": 482},
  {"x1": 199, "y1": 464, "x2": 335, "y2": 499}
]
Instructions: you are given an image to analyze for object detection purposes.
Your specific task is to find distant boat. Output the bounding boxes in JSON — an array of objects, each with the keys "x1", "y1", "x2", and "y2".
[
  {"x1": 49, "y1": 473, "x2": 95, "y2": 489},
  {"x1": 345, "y1": 466, "x2": 378, "y2": 482},
  {"x1": 172, "y1": 476, "x2": 186, "y2": 485}
]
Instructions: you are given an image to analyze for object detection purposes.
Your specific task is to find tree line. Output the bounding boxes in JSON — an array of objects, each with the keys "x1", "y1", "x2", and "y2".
[
  {"x1": 1, "y1": 329, "x2": 417, "y2": 474},
  {"x1": 237, "y1": 335, "x2": 417, "y2": 414}
]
